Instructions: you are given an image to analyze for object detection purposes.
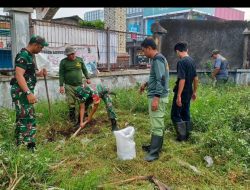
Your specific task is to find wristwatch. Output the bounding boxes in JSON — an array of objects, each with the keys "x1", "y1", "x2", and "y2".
[{"x1": 24, "y1": 90, "x2": 31, "y2": 96}]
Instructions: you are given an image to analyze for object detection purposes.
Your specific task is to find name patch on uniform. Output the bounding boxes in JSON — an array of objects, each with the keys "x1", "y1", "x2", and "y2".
[{"x1": 76, "y1": 62, "x2": 81, "y2": 68}]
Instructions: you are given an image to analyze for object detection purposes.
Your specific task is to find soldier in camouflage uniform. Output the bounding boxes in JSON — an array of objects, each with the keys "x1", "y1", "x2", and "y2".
[
  {"x1": 10, "y1": 35, "x2": 48, "y2": 151},
  {"x1": 75, "y1": 83, "x2": 119, "y2": 131}
]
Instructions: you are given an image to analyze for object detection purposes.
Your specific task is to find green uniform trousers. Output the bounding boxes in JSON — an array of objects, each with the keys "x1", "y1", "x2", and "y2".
[{"x1": 148, "y1": 96, "x2": 168, "y2": 137}]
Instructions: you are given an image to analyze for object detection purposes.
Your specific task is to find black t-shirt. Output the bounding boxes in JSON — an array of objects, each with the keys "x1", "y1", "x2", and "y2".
[{"x1": 173, "y1": 56, "x2": 197, "y2": 101}]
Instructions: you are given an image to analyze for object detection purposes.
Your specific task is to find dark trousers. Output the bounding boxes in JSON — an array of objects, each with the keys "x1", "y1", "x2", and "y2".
[{"x1": 171, "y1": 93, "x2": 191, "y2": 123}]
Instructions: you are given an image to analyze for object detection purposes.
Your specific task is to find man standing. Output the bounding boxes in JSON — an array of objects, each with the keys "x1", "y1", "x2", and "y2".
[
  {"x1": 59, "y1": 46, "x2": 91, "y2": 123},
  {"x1": 75, "y1": 83, "x2": 119, "y2": 131},
  {"x1": 171, "y1": 42, "x2": 198, "y2": 142},
  {"x1": 10, "y1": 35, "x2": 48, "y2": 151},
  {"x1": 139, "y1": 37, "x2": 169, "y2": 162},
  {"x1": 211, "y1": 49, "x2": 229, "y2": 85}
]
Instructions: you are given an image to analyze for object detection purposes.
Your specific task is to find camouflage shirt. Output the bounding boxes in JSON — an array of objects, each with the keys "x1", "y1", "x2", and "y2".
[
  {"x1": 75, "y1": 84, "x2": 110, "y2": 103},
  {"x1": 11, "y1": 48, "x2": 37, "y2": 90},
  {"x1": 75, "y1": 85, "x2": 99, "y2": 103}
]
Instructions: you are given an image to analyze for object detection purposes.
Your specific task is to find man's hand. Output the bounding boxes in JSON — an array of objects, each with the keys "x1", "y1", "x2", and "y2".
[
  {"x1": 27, "y1": 93, "x2": 37, "y2": 104},
  {"x1": 42, "y1": 68, "x2": 48, "y2": 76},
  {"x1": 176, "y1": 95, "x2": 182, "y2": 107},
  {"x1": 191, "y1": 92, "x2": 197, "y2": 101},
  {"x1": 139, "y1": 83, "x2": 146, "y2": 94},
  {"x1": 36, "y1": 68, "x2": 47, "y2": 77},
  {"x1": 151, "y1": 96, "x2": 159, "y2": 111},
  {"x1": 59, "y1": 86, "x2": 65, "y2": 94},
  {"x1": 86, "y1": 79, "x2": 91, "y2": 84},
  {"x1": 80, "y1": 121, "x2": 88, "y2": 129}
]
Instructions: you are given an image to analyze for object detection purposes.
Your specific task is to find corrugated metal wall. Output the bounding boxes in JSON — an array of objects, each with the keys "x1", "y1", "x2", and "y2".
[
  {"x1": 215, "y1": 8, "x2": 245, "y2": 21},
  {"x1": 31, "y1": 19, "x2": 148, "y2": 70}
]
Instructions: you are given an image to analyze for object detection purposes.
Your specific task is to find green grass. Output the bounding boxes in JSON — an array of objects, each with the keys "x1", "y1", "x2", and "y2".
[{"x1": 0, "y1": 78, "x2": 250, "y2": 189}]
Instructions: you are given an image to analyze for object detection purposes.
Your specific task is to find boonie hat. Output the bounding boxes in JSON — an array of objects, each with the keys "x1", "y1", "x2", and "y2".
[{"x1": 65, "y1": 46, "x2": 76, "y2": 55}]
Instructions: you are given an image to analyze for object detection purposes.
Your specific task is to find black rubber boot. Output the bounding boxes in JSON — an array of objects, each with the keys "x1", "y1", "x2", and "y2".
[
  {"x1": 142, "y1": 144, "x2": 150, "y2": 152},
  {"x1": 27, "y1": 142, "x2": 36, "y2": 153},
  {"x1": 142, "y1": 142, "x2": 163, "y2": 153},
  {"x1": 185, "y1": 121, "x2": 192, "y2": 140},
  {"x1": 144, "y1": 135, "x2": 163, "y2": 162},
  {"x1": 111, "y1": 119, "x2": 119, "y2": 131},
  {"x1": 142, "y1": 132, "x2": 164, "y2": 153},
  {"x1": 69, "y1": 107, "x2": 76, "y2": 122},
  {"x1": 175, "y1": 122, "x2": 187, "y2": 141}
]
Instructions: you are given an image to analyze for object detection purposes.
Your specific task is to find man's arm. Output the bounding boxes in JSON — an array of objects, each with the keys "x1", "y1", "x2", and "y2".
[
  {"x1": 15, "y1": 67, "x2": 36, "y2": 104},
  {"x1": 151, "y1": 59, "x2": 167, "y2": 111},
  {"x1": 86, "y1": 103, "x2": 99, "y2": 122},
  {"x1": 139, "y1": 81, "x2": 148, "y2": 94},
  {"x1": 212, "y1": 59, "x2": 221, "y2": 79},
  {"x1": 79, "y1": 103, "x2": 86, "y2": 128},
  {"x1": 81, "y1": 59, "x2": 90, "y2": 81},
  {"x1": 212, "y1": 68, "x2": 220, "y2": 79},
  {"x1": 176, "y1": 79, "x2": 185, "y2": 107},
  {"x1": 192, "y1": 76, "x2": 198, "y2": 101}
]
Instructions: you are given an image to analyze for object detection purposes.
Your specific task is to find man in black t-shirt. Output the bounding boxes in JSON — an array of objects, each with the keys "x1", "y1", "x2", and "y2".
[{"x1": 171, "y1": 42, "x2": 199, "y2": 141}]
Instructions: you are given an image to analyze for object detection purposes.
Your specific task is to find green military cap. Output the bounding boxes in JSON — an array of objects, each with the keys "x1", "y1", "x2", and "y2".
[
  {"x1": 29, "y1": 35, "x2": 49, "y2": 47},
  {"x1": 211, "y1": 49, "x2": 220, "y2": 57}
]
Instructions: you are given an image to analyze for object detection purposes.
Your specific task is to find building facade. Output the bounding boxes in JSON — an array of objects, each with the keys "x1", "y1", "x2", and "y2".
[
  {"x1": 84, "y1": 10, "x2": 104, "y2": 21},
  {"x1": 126, "y1": 8, "x2": 245, "y2": 35}
]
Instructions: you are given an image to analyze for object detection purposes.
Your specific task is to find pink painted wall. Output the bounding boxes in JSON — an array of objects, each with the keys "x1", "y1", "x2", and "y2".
[{"x1": 215, "y1": 8, "x2": 245, "y2": 20}]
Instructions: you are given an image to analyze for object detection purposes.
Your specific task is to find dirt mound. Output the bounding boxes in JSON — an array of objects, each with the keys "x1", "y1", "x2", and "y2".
[{"x1": 46, "y1": 118, "x2": 109, "y2": 141}]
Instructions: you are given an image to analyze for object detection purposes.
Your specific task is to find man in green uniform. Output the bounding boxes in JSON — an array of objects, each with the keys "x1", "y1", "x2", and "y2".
[
  {"x1": 139, "y1": 37, "x2": 169, "y2": 162},
  {"x1": 59, "y1": 46, "x2": 91, "y2": 123},
  {"x1": 75, "y1": 83, "x2": 119, "y2": 131},
  {"x1": 10, "y1": 35, "x2": 48, "y2": 151}
]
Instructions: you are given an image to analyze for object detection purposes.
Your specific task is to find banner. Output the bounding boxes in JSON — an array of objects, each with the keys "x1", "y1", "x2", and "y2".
[{"x1": 35, "y1": 45, "x2": 99, "y2": 77}]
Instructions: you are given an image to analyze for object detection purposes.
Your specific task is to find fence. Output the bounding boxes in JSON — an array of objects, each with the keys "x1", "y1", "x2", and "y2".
[
  {"x1": 30, "y1": 19, "x2": 149, "y2": 74},
  {"x1": 0, "y1": 15, "x2": 12, "y2": 71}
]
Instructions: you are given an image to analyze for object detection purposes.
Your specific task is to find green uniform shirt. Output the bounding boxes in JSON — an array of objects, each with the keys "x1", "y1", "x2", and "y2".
[
  {"x1": 147, "y1": 53, "x2": 169, "y2": 98},
  {"x1": 11, "y1": 48, "x2": 37, "y2": 90},
  {"x1": 59, "y1": 56, "x2": 89, "y2": 86}
]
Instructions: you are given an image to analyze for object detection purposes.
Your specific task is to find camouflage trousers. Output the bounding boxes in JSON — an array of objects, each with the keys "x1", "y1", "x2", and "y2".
[
  {"x1": 100, "y1": 93, "x2": 117, "y2": 119},
  {"x1": 85, "y1": 92, "x2": 117, "y2": 120},
  {"x1": 10, "y1": 84, "x2": 36, "y2": 145}
]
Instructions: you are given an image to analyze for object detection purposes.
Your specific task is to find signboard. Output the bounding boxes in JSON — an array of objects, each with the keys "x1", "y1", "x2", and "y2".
[
  {"x1": 146, "y1": 18, "x2": 155, "y2": 35},
  {"x1": 35, "y1": 45, "x2": 99, "y2": 76},
  {"x1": 131, "y1": 33, "x2": 137, "y2": 41},
  {"x1": 128, "y1": 23, "x2": 140, "y2": 33}
]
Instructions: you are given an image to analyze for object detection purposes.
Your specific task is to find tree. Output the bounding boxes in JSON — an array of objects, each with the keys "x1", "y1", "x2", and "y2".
[{"x1": 79, "y1": 20, "x2": 104, "y2": 30}]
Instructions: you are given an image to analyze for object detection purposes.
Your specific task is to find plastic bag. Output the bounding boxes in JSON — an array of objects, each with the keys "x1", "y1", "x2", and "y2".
[
  {"x1": 204, "y1": 156, "x2": 214, "y2": 167},
  {"x1": 114, "y1": 126, "x2": 136, "y2": 160}
]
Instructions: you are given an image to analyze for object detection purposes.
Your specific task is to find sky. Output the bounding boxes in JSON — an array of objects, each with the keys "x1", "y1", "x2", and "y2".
[{"x1": 0, "y1": 8, "x2": 250, "y2": 20}]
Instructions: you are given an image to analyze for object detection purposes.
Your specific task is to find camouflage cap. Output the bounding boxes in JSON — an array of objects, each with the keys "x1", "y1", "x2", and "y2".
[
  {"x1": 211, "y1": 49, "x2": 220, "y2": 57},
  {"x1": 29, "y1": 35, "x2": 48, "y2": 47}
]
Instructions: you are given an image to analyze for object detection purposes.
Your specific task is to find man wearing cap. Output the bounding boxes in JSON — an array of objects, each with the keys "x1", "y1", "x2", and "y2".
[
  {"x1": 59, "y1": 46, "x2": 91, "y2": 123},
  {"x1": 10, "y1": 35, "x2": 48, "y2": 152},
  {"x1": 75, "y1": 83, "x2": 119, "y2": 131},
  {"x1": 211, "y1": 49, "x2": 229, "y2": 85}
]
